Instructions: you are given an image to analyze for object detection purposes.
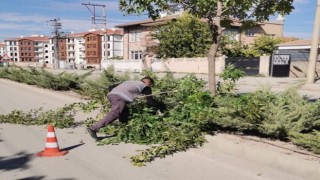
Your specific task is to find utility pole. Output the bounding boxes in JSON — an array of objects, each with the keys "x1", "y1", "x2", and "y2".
[
  {"x1": 47, "y1": 18, "x2": 65, "y2": 69},
  {"x1": 82, "y1": 2, "x2": 108, "y2": 70},
  {"x1": 307, "y1": 0, "x2": 320, "y2": 83}
]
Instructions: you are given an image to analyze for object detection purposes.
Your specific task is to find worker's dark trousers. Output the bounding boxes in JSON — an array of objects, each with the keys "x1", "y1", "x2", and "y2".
[{"x1": 91, "y1": 94, "x2": 129, "y2": 131}]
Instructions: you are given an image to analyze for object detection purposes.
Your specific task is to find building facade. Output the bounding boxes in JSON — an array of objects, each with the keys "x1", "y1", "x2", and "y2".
[
  {"x1": 276, "y1": 39, "x2": 320, "y2": 77},
  {"x1": 2, "y1": 28, "x2": 123, "y2": 68},
  {"x1": 84, "y1": 32, "x2": 102, "y2": 65},
  {"x1": 116, "y1": 15, "x2": 285, "y2": 63},
  {"x1": 4, "y1": 38, "x2": 20, "y2": 62},
  {"x1": 0, "y1": 43, "x2": 6, "y2": 57}
]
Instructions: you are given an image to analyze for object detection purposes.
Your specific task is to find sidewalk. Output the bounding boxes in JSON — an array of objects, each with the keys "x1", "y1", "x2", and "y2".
[{"x1": 236, "y1": 77, "x2": 320, "y2": 99}]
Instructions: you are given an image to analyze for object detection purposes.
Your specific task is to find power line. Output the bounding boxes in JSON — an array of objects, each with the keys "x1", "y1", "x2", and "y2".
[
  {"x1": 82, "y1": 2, "x2": 108, "y2": 70},
  {"x1": 47, "y1": 18, "x2": 67, "y2": 69}
]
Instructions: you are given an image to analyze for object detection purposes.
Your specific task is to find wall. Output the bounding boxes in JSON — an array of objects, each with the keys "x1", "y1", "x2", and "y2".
[
  {"x1": 289, "y1": 60, "x2": 320, "y2": 78},
  {"x1": 151, "y1": 57, "x2": 226, "y2": 74},
  {"x1": 102, "y1": 56, "x2": 271, "y2": 75}
]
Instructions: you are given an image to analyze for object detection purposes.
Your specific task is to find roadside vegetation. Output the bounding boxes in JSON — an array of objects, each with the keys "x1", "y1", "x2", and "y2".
[{"x1": 0, "y1": 66, "x2": 320, "y2": 166}]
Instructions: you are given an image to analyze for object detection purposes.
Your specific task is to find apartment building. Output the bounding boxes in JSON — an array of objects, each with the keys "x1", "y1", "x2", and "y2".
[
  {"x1": 116, "y1": 15, "x2": 284, "y2": 62},
  {"x1": 0, "y1": 43, "x2": 6, "y2": 57},
  {"x1": 4, "y1": 35, "x2": 50, "y2": 65},
  {"x1": 19, "y1": 36, "x2": 50, "y2": 64},
  {"x1": 103, "y1": 28, "x2": 124, "y2": 59},
  {"x1": 85, "y1": 31, "x2": 102, "y2": 65},
  {"x1": 5, "y1": 38, "x2": 20, "y2": 62},
  {"x1": 64, "y1": 29, "x2": 123, "y2": 68},
  {"x1": 2, "y1": 29, "x2": 123, "y2": 68},
  {"x1": 84, "y1": 29, "x2": 123, "y2": 67},
  {"x1": 66, "y1": 32, "x2": 87, "y2": 65}
]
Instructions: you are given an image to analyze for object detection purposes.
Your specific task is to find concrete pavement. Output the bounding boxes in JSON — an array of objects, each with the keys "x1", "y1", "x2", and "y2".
[{"x1": 3, "y1": 78, "x2": 320, "y2": 179}]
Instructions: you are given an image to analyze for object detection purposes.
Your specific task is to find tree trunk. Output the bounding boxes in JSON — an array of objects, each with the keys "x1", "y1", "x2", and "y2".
[
  {"x1": 208, "y1": 0, "x2": 223, "y2": 95},
  {"x1": 208, "y1": 44, "x2": 218, "y2": 95}
]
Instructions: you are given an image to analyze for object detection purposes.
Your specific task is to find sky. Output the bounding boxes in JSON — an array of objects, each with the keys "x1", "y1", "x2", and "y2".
[{"x1": 0, "y1": 0, "x2": 317, "y2": 42}]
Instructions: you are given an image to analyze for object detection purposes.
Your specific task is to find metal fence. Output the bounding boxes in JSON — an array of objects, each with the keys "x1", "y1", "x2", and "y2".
[{"x1": 226, "y1": 57, "x2": 260, "y2": 75}]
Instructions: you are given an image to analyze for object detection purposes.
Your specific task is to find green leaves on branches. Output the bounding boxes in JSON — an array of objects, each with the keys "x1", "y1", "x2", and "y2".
[{"x1": 152, "y1": 13, "x2": 212, "y2": 58}]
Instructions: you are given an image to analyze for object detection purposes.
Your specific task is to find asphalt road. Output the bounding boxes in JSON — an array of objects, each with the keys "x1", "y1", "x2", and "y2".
[{"x1": 0, "y1": 78, "x2": 320, "y2": 180}]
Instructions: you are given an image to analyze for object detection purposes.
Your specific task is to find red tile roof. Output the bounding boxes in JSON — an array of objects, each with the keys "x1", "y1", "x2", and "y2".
[
  {"x1": 68, "y1": 32, "x2": 88, "y2": 37},
  {"x1": 19, "y1": 36, "x2": 50, "y2": 41},
  {"x1": 4, "y1": 37, "x2": 21, "y2": 41},
  {"x1": 68, "y1": 29, "x2": 123, "y2": 37}
]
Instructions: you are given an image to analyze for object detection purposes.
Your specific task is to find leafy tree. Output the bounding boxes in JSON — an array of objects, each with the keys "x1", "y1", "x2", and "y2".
[
  {"x1": 252, "y1": 35, "x2": 282, "y2": 55},
  {"x1": 219, "y1": 33, "x2": 259, "y2": 57},
  {"x1": 152, "y1": 13, "x2": 212, "y2": 58},
  {"x1": 119, "y1": 0, "x2": 294, "y2": 95},
  {"x1": 220, "y1": 34, "x2": 281, "y2": 57}
]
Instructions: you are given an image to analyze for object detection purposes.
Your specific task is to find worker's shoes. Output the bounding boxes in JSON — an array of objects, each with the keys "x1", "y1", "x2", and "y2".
[{"x1": 87, "y1": 128, "x2": 98, "y2": 140}]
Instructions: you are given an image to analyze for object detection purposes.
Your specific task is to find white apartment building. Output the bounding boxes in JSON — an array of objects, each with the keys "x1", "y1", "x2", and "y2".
[
  {"x1": 65, "y1": 29, "x2": 123, "y2": 67},
  {"x1": 66, "y1": 32, "x2": 87, "y2": 65},
  {"x1": 101, "y1": 28, "x2": 124, "y2": 60},
  {"x1": 4, "y1": 38, "x2": 19, "y2": 62},
  {"x1": 32, "y1": 37, "x2": 50, "y2": 64},
  {"x1": 0, "y1": 43, "x2": 6, "y2": 57}
]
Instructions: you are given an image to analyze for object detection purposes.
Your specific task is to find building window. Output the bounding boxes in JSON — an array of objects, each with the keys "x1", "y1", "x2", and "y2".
[
  {"x1": 130, "y1": 50, "x2": 142, "y2": 60},
  {"x1": 130, "y1": 30, "x2": 141, "y2": 42},
  {"x1": 246, "y1": 31, "x2": 255, "y2": 37}
]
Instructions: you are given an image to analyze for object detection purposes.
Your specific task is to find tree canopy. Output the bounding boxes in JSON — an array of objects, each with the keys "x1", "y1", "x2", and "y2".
[
  {"x1": 220, "y1": 34, "x2": 282, "y2": 57},
  {"x1": 152, "y1": 13, "x2": 212, "y2": 58}
]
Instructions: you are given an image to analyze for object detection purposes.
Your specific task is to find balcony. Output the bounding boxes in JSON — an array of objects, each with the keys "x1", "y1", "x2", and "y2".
[
  {"x1": 67, "y1": 48, "x2": 75, "y2": 52},
  {"x1": 34, "y1": 48, "x2": 43, "y2": 52},
  {"x1": 34, "y1": 43, "x2": 43, "y2": 47},
  {"x1": 67, "y1": 41, "x2": 75, "y2": 44}
]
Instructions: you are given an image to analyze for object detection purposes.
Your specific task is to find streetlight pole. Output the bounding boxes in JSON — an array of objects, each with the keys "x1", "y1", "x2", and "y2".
[{"x1": 307, "y1": 0, "x2": 320, "y2": 83}]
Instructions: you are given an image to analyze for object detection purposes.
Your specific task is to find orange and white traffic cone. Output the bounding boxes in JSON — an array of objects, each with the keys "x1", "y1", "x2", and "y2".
[{"x1": 37, "y1": 124, "x2": 68, "y2": 157}]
